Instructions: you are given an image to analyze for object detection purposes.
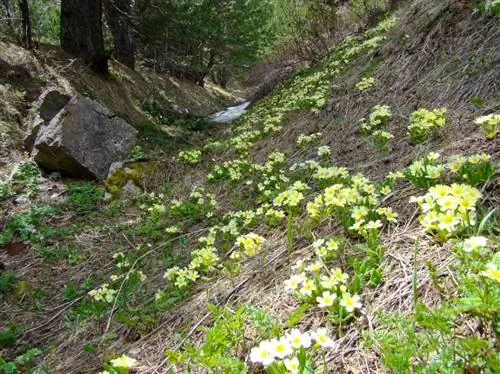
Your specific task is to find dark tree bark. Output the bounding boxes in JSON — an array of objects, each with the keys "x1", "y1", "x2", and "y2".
[
  {"x1": 104, "y1": 0, "x2": 135, "y2": 69},
  {"x1": 18, "y1": 0, "x2": 31, "y2": 48},
  {"x1": 60, "y1": 0, "x2": 108, "y2": 75}
]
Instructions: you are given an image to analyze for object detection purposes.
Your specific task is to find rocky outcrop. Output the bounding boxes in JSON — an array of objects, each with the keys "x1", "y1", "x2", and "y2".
[{"x1": 32, "y1": 94, "x2": 137, "y2": 180}]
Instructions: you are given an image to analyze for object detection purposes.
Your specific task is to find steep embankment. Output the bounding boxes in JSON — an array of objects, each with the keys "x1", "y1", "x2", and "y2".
[
  {"x1": 0, "y1": 40, "x2": 238, "y2": 165},
  {"x1": 0, "y1": 1, "x2": 498, "y2": 373}
]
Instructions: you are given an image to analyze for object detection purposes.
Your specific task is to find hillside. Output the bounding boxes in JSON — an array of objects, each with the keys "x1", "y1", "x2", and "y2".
[{"x1": 1, "y1": 1, "x2": 499, "y2": 373}]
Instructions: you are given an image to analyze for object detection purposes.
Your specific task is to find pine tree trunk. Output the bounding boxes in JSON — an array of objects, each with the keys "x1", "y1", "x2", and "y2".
[
  {"x1": 60, "y1": 0, "x2": 108, "y2": 75},
  {"x1": 104, "y1": 0, "x2": 135, "y2": 69},
  {"x1": 18, "y1": 0, "x2": 31, "y2": 48}
]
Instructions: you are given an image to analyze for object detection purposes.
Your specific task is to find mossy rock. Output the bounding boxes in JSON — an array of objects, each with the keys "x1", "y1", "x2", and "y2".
[{"x1": 104, "y1": 161, "x2": 156, "y2": 199}]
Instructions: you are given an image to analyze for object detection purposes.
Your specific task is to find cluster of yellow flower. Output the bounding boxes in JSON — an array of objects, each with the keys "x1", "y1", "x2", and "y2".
[
  {"x1": 228, "y1": 130, "x2": 262, "y2": 153},
  {"x1": 231, "y1": 232, "x2": 266, "y2": 260},
  {"x1": 446, "y1": 153, "x2": 493, "y2": 186},
  {"x1": 169, "y1": 188, "x2": 217, "y2": 220},
  {"x1": 88, "y1": 283, "x2": 117, "y2": 303},
  {"x1": 207, "y1": 158, "x2": 251, "y2": 183},
  {"x1": 410, "y1": 184, "x2": 481, "y2": 241},
  {"x1": 356, "y1": 76, "x2": 375, "y2": 92},
  {"x1": 177, "y1": 149, "x2": 202, "y2": 165},
  {"x1": 273, "y1": 185, "x2": 307, "y2": 209},
  {"x1": 312, "y1": 165, "x2": 350, "y2": 186},
  {"x1": 307, "y1": 174, "x2": 397, "y2": 238},
  {"x1": 407, "y1": 107, "x2": 447, "y2": 145},
  {"x1": 360, "y1": 105, "x2": 392, "y2": 136},
  {"x1": 165, "y1": 225, "x2": 182, "y2": 234},
  {"x1": 250, "y1": 328, "x2": 334, "y2": 371},
  {"x1": 138, "y1": 192, "x2": 165, "y2": 220},
  {"x1": 284, "y1": 255, "x2": 362, "y2": 314},
  {"x1": 474, "y1": 113, "x2": 499, "y2": 140},
  {"x1": 404, "y1": 152, "x2": 444, "y2": 188},
  {"x1": 317, "y1": 145, "x2": 331, "y2": 158},
  {"x1": 100, "y1": 354, "x2": 138, "y2": 373},
  {"x1": 296, "y1": 132, "x2": 322, "y2": 149}
]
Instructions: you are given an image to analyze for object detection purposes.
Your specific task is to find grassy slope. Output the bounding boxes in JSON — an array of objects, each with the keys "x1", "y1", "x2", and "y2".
[{"x1": 0, "y1": 1, "x2": 498, "y2": 373}]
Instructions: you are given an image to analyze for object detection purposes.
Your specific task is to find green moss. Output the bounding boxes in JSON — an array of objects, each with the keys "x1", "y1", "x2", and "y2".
[{"x1": 104, "y1": 161, "x2": 155, "y2": 199}]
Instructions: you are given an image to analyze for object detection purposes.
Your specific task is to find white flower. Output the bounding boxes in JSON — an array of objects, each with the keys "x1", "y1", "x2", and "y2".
[
  {"x1": 250, "y1": 340, "x2": 275, "y2": 366},
  {"x1": 286, "y1": 329, "x2": 312, "y2": 349},
  {"x1": 284, "y1": 274, "x2": 305, "y2": 292},
  {"x1": 312, "y1": 328, "x2": 335, "y2": 348},
  {"x1": 316, "y1": 291, "x2": 337, "y2": 308},
  {"x1": 299, "y1": 280, "x2": 316, "y2": 296},
  {"x1": 270, "y1": 337, "x2": 293, "y2": 359},
  {"x1": 284, "y1": 356, "x2": 300, "y2": 374},
  {"x1": 340, "y1": 294, "x2": 362, "y2": 313},
  {"x1": 461, "y1": 236, "x2": 488, "y2": 252}
]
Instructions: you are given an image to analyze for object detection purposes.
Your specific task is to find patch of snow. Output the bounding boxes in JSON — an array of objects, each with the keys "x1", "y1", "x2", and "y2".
[{"x1": 209, "y1": 101, "x2": 250, "y2": 123}]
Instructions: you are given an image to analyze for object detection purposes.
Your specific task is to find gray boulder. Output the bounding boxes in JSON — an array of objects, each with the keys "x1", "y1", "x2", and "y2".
[
  {"x1": 33, "y1": 95, "x2": 137, "y2": 180},
  {"x1": 38, "y1": 89, "x2": 71, "y2": 121}
]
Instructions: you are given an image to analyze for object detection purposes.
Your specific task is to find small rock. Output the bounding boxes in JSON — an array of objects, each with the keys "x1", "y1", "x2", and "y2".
[
  {"x1": 13, "y1": 195, "x2": 28, "y2": 204},
  {"x1": 48, "y1": 171, "x2": 62, "y2": 180},
  {"x1": 120, "y1": 180, "x2": 142, "y2": 200}
]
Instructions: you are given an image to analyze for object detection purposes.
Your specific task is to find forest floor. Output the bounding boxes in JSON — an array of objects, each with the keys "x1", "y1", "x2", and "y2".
[{"x1": 1, "y1": 1, "x2": 499, "y2": 373}]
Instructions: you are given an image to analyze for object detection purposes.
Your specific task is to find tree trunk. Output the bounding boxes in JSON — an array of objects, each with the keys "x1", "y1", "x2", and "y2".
[
  {"x1": 18, "y1": 0, "x2": 31, "y2": 48},
  {"x1": 104, "y1": 0, "x2": 135, "y2": 69},
  {"x1": 60, "y1": 0, "x2": 108, "y2": 75}
]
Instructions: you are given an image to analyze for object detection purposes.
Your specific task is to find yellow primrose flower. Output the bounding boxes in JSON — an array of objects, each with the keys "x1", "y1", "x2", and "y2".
[
  {"x1": 306, "y1": 261, "x2": 322, "y2": 274},
  {"x1": 365, "y1": 220, "x2": 383, "y2": 231},
  {"x1": 284, "y1": 356, "x2": 300, "y2": 374},
  {"x1": 320, "y1": 274, "x2": 338, "y2": 289},
  {"x1": 286, "y1": 329, "x2": 312, "y2": 349},
  {"x1": 270, "y1": 337, "x2": 294, "y2": 359},
  {"x1": 312, "y1": 328, "x2": 335, "y2": 348},
  {"x1": 110, "y1": 355, "x2": 138, "y2": 369},
  {"x1": 332, "y1": 268, "x2": 348, "y2": 283},
  {"x1": 340, "y1": 293, "x2": 362, "y2": 313},
  {"x1": 480, "y1": 263, "x2": 500, "y2": 282},
  {"x1": 437, "y1": 211, "x2": 459, "y2": 233},
  {"x1": 284, "y1": 274, "x2": 305, "y2": 292},
  {"x1": 317, "y1": 291, "x2": 337, "y2": 307},
  {"x1": 299, "y1": 280, "x2": 317, "y2": 296}
]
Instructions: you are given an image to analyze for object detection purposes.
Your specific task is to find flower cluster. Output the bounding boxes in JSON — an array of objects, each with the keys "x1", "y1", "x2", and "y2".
[
  {"x1": 100, "y1": 354, "x2": 138, "y2": 373},
  {"x1": 446, "y1": 153, "x2": 494, "y2": 187},
  {"x1": 474, "y1": 113, "x2": 499, "y2": 140},
  {"x1": 297, "y1": 132, "x2": 322, "y2": 149},
  {"x1": 407, "y1": 107, "x2": 447, "y2": 145},
  {"x1": 356, "y1": 76, "x2": 375, "y2": 92},
  {"x1": 177, "y1": 149, "x2": 202, "y2": 165},
  {"x1": 410, "y1": 184, "x2": 481, "y2": 242},
  {"x1": 360, "y1": 105, "x2": 392, "y2": 136},
  {"x1": 207, "y1": 158, "x2": 252, "y2": 183},
  {"x1": 250, "y1": 328, "x2": 334, "y2": 371},
  {"x1": 138, "y1": 192, "x2": 165, "y2": 222},
  {"x1": 317, "y1": 145, "x2": 331, "y2": 159},
  {"x1": 228, "y1": 130, "x2": 262, "y2": 153},
  {"x1": 88, "y1": 283, "x2": 117, "y2": 303},
  {"x1": 312, "y1": 165, "x2": 350, "y2": 187},
  {"x1": 232, "y1": 232, "x2": 266, "y2": 259},
  {"x1": 274, "y1": 186, "x2": 306, "y2": 209},
  {"x1": 169, "y1": 188, "x2": 217, "y2": 221},
  {"x1": 306, "y1": 174, "x2": 397, "y2": 241},
  {"x1": 371, "y1": 130, "x2": 394, "y2": 155},
  {"x1": 404, "y1": 152, "x2": 444, "y2": 188},
  {"x1": 164, "y1": 234, "x2": 219, "y2": 289}
]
